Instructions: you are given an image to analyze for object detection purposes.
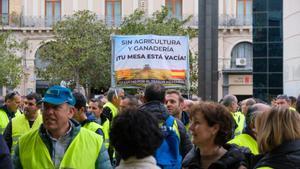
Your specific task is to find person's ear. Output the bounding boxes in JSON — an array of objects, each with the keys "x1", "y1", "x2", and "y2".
[
  {"x1": 80, "y1": 107, "x2": 85, "y2": 114},
  {"x1": 212, "y1": 124, "x2": 220, "y2": 135},
  {"x1": 179, "y1": 101, "x2": 185, "y2": 110},
  {"x1": 141, "y1": 96, "x2": 146, "y2": 103},
  {"x1": 68, "y1": 106, "x2": 75, "y2": 119}
]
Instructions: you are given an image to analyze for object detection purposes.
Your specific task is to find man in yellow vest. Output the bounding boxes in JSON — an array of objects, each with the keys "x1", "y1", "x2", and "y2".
[
  {"x1": 228, "y1": 103, "x2": 270, "y2": 155},
  {"x1": 13, "y1": 85, "x2": 112, "y2": 169},
  {"x1": 72, "y1": 92, "x2": 109, "y2": 149},
  {"x1": 3, "y1": 93, "x2": 43, "y2": 155},
  {"x1": 102, "y1": 88, "x2": 124, "y2": 122},
  {"x1": 222, "y1": 94, "x2": 245, "y2": 136},
  {"x1": 0, "y1": 91, "x2": 22, "y2": 134}
]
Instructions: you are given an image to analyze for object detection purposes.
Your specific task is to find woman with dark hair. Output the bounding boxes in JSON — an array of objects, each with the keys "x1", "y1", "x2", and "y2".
[
  {"x1": 182, "y1": 102, "x2": 247, "y2": 169},
  {"x1": 110, "y1": 108, "x2": 163, "y2": 169}
]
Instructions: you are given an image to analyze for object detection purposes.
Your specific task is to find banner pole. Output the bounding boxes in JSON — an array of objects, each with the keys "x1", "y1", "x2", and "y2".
[
  {"x1": 111, "y1": 35, "x2": 116, "y2": 88},
  {"x1": 186, "y1": 36, "x2": 191, "y2": 99}
]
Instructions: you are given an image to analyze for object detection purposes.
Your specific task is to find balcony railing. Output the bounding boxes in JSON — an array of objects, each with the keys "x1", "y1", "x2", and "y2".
[
  {"x1": 219, "y1": 14, "x2": 252, "y2": 27},
  {"x1": 0, "y1": 14, "x2": 252, "y2": 28}
]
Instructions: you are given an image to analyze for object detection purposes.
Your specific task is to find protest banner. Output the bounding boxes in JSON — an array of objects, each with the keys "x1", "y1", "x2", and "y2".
[{"x1": 111, "y1": 35, "x2": 189, "y2": 88}]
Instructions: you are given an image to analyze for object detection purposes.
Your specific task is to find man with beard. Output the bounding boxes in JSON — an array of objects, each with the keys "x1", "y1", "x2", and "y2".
[{"x1": 3, "y1": 93, "x2": 43, "y2": 155}]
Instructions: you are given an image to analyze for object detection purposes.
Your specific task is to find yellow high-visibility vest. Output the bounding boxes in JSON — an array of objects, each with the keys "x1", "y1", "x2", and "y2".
[
  {"x1": 18, "y1": 127, "x2": 102, "y2": 169},
  {"x1": 103, "y1": 102, "x2": 118, "y2": 119},
  {"x1": 102, "y1": 119, "x2": 110, "y2": 149},
  {"x1": 11, "y1": 113, "x2": 43, "y2": 155},
  {"x1": 0, "y1": 109, "x2": 21, "y2": 134},
  {"x1": 228, "y1": 133, "x2": 259, "y2": 155},
  {"x1": 231, "y1": 111, "x2": 245, "y2": 136}
]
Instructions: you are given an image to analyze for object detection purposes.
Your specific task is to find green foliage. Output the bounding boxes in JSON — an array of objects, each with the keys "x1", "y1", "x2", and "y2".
[
  {"x1": 118, "y1": 7, "x2": 197, "y2": 37},
  {"x1": 0, "y1": 31, "x2": 25, "y2": 88},
  {"x1": 38, "y1": 10, "x2": 111, "y2": 90}
]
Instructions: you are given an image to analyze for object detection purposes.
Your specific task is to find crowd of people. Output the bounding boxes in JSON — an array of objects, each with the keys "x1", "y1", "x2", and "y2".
[{"x1": 0, "y1": 83, "x2": 300, "y2": 169}]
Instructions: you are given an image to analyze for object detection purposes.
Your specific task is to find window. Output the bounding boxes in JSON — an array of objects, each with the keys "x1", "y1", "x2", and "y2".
[
  {"x1": 253, "y1": 13, "x2": 267, "y2": 27},
  {"x1": 224, "y1": 0, "x2": 231, "y2": 15},
  {"x1": 45, "y1": 0, "x2": 61, "y2": 27},
  {"x1": 105, "y1": 0, "x2": 122, "y2": 26},
  {"x1": 231, "y1": 42, "x2": 253, "y2": 68},
  {"x1": 253, "y1": 0, "x2": 266, "y2": 12},
  {"x1": 0, "y1": 0, "x2": 9, "y2": 25},
  {"x1": 253, "y1": 73, "x2": 267, "y2": 88},
  {"x1": 253, "y1": 58, "x2": 267, "y2": 72},
  {"x1": 138, "y1": 0, "x2": 148, "y2": 13},
  {"x1": 165, "y1": 0, "x2": 182, "y2": 19},
  {"x1": 253, "y1": 43, "x2": 267, "y2": 57},
  {"x1": 237, "y1": 0, "x2": 252, "y2": 17}
]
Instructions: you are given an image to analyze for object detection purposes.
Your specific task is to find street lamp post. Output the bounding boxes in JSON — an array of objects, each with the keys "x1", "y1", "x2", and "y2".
[{"x1": 198, "y1": 0, "x2": 219, "y2": 101}]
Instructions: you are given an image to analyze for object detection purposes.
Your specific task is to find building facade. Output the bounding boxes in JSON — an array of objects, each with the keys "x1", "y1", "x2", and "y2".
[
  {"x1": 219, "y1": 0, "x2": 253, "y2": 101},
  {"x1": 283, "y1": 0, "x2": 300, "y2": 97},
  {"x1": 252, "y1": 0, "x2": 283, "y2": 102},
  {"x1": 1, "y1": 0, "x2": 252, "y2": 100}
]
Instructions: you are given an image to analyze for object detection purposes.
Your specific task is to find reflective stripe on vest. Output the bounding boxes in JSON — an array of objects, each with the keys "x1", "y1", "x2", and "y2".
[
  {"x1": 228, "y1": 133, "x2": 259, "y2": 155},
  {"x1": 19, "y1": 127, "x2": 102, "y2": 169},
  {"x1": 103, "y1": 102, "x2": 118, "y2": 119},
  {"x1": 231, "y1": 111, "x2": 245, "y2": 136},
  {"x1": 11, "y1": 114, "x2": 43, "y2": 155}
]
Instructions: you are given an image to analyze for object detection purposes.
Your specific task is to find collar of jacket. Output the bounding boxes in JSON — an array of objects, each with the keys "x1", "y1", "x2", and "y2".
[
  {"x1": 38, "y1": 119, "x2": 81, "y2": 157},
  {"x1": 182, "y1": 144, "x2": 248, "y2": 169}
]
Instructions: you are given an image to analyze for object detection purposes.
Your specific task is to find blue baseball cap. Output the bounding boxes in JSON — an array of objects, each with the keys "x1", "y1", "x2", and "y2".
[{"x1": 41, "y1": 85, "x2": 76, "y2": 106}]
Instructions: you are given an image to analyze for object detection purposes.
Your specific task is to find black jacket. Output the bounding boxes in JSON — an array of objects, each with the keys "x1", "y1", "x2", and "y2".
[
  {"x1": 139, "y1": 101, "x2": 193, "y2": 158},
  {"x1": 254, "y1": 140, "x2": 300, "y2": 169},
  {"x1": 182, "y1": 144, "x2": 248, "y2": 169}
]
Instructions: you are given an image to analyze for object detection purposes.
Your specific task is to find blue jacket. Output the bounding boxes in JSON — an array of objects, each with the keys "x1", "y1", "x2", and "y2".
[
  {"x1": 0, "y1": 134, "x2": 13, "y2": 169},
  {"x1": 139, "y1": 101, "x2": 192, "y2": 158}
]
